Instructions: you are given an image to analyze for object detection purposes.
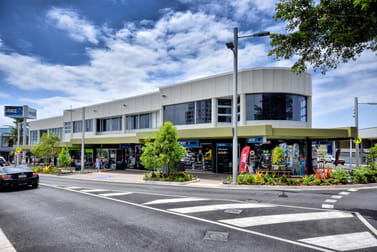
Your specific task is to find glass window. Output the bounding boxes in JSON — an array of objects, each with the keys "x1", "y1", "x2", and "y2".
[
  {"x1": 164, "y1": 102, "x2": 195, "y2": 125},
  {"x1": 217, "y1": 98, "x2": 239, "y2": 123},
  {"x1": 85, "y1": 119, "x2": 93, "y2": 132},
  {"x1": 196, "y1": 99, "x2": 211, "y2": 124},
  {"x1": 64, "y1": 122, "x2": 71, "y2": 134},
  {"x1": 127, "y1": 113, "x2": 152, "y2": 130},
  {"x1": 139, "y1": 114, "x2": 150, "y2": 129},
  {"x1": 97, "y1": 117, "x2": 122, "y2": 132},
  {"x1": 30, "y1": 130, "x2": 38, "y2": 145},
  {"x1": 39, "y1": 129, "x2": 47, "y2": 138},
  {"x1": 246, "y1": 93, "x2": 307, "y2": 121},
  {"x1": 73, "y1": 121, "x2": 83, "y2": 133}
]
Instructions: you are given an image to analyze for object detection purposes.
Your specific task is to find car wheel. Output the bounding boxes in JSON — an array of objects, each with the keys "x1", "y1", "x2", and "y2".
[{"x1": 32, "y1": 183, "x2": 39, "y2": 189}]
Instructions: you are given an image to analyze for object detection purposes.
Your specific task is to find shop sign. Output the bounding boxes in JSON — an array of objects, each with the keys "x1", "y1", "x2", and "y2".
[
  {"x1": 216, "y1": 143, "x2": 232, "y2": 147},
  {"x1": 178, "y1": 139, "x2": 199, "y2": 148},
  {"x1": 4, "y1": 106, "x2": 24, "y2": 117},
  {"x1": 120, "y1": 144, "x2": 133, "y2": 149},
  {"x1": 67, "y1": 147, "x2": 93, "y2": 153},
  {"x1": 247, "y1": 136, "x2": 265, "y2": 143}
]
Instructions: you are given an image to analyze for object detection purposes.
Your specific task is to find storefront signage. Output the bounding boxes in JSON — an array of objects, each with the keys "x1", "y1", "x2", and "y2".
[
  {"x1": 4, "y1": 106, "x2": 23, "y2": 117},
  {"x1": 178, "y1": 139, "x2": 199, "y2": 148},
  {"x1": 120, "y1": 144, "x2": 133, "y2": 149},
  {"x1": 217, "y1": 143, "x2": 232, "y2": 147},
  {"x1": 67, "y1": 147, "x2": 93, "y2": 153},
  {"x1": 247, "y1": 136, "x2": 265, "y2": 143}
]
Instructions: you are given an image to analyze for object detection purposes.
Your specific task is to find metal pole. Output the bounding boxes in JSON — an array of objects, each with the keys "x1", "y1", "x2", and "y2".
[
  {"x1": 349, "y1": 138, "x2": 353, "y2": 173},
  {"x1": 355, "y1": 97, "x2": 359, "y2": 167},
  {"x1": 17, "y1": 122, "x2": 20, "y2": 166},
  {"x1": 22, "y1": 118, "x2": 27, "y2": 164},
  {"x1": 81, "y1": 107, "x2": 85, "y2": 172},
  {"x1": 232, "y1": 27, "x2": 238, "y2": 184}
]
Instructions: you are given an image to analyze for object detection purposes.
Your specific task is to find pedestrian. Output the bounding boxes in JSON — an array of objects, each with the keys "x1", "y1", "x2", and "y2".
[
  {"x1": 104, "y1": 158, "x2": 110, "y2": 171},
  {"x1": 95, "y1": 157, "x2": 101, "y2": 173}
]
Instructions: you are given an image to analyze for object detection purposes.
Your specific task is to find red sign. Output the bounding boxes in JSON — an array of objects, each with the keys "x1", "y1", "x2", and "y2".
[{"x1": 239, "y1": 146, "x2": 250, "y2": 173}]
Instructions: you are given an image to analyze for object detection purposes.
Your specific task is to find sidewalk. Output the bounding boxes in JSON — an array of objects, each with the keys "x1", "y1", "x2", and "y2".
[{"x1": 39, "y1": 169, "x2": 377, "y2": 191}]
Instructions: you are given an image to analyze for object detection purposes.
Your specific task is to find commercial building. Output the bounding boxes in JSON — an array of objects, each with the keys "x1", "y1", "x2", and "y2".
[{"x1": 25, "y1": 67, "x2": 356, "y2": 174}]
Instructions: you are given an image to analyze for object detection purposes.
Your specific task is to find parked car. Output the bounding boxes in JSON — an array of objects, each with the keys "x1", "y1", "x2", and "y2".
[
  {"x1": 0, "y1": 166, "x2": 39, "y2": 190},
  {"x1": 324, "y1": 155, "x2": 345, "y2": 165}
]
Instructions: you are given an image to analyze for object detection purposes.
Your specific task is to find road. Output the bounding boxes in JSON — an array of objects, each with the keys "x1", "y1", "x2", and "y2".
[{"x1": 0, "y1": 175, "x2": 377, "y2": 252}]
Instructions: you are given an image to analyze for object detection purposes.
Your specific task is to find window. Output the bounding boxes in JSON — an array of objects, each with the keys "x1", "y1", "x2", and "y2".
[
  {"x1": 50, "y1": 128, "x2": 63, "y2": 140},
  {"x1": 97, "y1": 117, "x2": 122, "y2": 132},
  {"x1": 30, "y1": 130, "x2": 38, "y2": 145},
  {"x1": 126, "y1": 113, "x2": 152, "y2": 130},
  {"x1": 85, "y1": 119, "x2": 93, "y2": 132},
  {"x1": 39, "y1": 129, "x2": 47, "y2": 138},
  {"x1": 217, "y1": 98, "x2": 239, "y2": 123},
  {"x1": 73, "y1": 121, "x2": 82, "y2": 133},
  {"x1": 64, "y1": 122, "x2": 71, "y2": 134},
  {"x1": 163, "y1": 99, "x2": 211, "y2": 125},
  {"x1": 246, "y1": 93, "x2": 307, "y2": 122}
]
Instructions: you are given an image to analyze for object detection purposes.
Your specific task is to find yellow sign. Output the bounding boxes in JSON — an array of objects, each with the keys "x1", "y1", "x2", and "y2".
[
  {"x1": 16, "y1": 147, "x2": 22, "y2": 153},
  {"x1": 354, "y1": 137, "x2": 362, "y2": 144}
]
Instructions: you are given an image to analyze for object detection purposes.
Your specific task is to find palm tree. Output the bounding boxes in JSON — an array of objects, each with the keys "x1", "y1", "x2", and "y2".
[{"x1": 3, "y1": 118, "x2": 24, "y2": 146}]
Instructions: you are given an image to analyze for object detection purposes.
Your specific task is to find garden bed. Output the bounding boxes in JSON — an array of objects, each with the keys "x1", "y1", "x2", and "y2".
[
  {"x1": 143, "y1": 171, "x2": 198, "y2": 182},
  {"x1": 30, "y1": 166, "x2": 73, "y2": 175}
]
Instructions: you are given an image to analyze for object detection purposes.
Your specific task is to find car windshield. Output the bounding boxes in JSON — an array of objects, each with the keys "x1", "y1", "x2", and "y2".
[{"x1": 3, "y1": 166, "x2": 33, "y2": 173}]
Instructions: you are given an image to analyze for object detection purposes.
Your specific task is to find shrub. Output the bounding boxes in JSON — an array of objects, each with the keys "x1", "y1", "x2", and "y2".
[
  {"x1": 263, "y1": 173, "x2": 275, "y2": 185},
  {"x1": 322, "y1": 179, "x2": 331, "y2": 185},
  {"x1": 222, "y1": 176, "x2": 233, "y2": 184},
  {"x1": 280, "y1": 175, "x2": 288, "y2": 184},
  {"x1": 330, "y1": 169, "x2": 350, "y2": 184},
  {"x1": 303, "y1": 175, "x2": 315, "y2": 185},
  {"x1": 287, "y1": 179, "x2": 300, "y2": 185},
  {"x1": 352, "y1": 170, "x2": 368, "y2": 184},
  {"x1": 314, "y1": 179, "x2": 322, "y2": 185},
  {"x1": 143, "y1": 172, "x2": 152, "y2": 180},
  {"x1": 237, "y1": 173, "x2": 255, "y2": 184}
]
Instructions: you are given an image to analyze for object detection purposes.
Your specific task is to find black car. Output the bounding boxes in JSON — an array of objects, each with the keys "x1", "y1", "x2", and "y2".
[{"x1": 0, "y1": 166, "x2": 39, "y2": 190}]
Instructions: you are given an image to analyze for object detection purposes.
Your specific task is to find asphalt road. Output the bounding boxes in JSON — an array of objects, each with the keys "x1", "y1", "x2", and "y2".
[{"x1": 0, "y1": 176, "x2": 376, "y2": 252}]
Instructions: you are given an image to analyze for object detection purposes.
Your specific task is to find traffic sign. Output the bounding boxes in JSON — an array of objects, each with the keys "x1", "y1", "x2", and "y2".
[
  {"x1": 354, "y1": 137, "x2": 362, "y2": 144},
  {"x1": 16, "y1": 147, "x2": 22, "y2": 153}
]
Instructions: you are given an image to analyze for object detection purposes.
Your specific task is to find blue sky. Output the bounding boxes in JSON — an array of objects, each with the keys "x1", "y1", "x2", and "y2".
[{"x1": 0, "y1": 0, "x2": 376, "y2": 128}]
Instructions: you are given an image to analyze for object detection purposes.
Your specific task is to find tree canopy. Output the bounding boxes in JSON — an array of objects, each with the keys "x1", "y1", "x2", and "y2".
[
  {"x1": 58, "y1": 145, "x2": 72, "y2": 169},
  {"x1": 269, "y1": 0, "x2": 377, "y2": 74},
  {"x1": 31, "y1": 133, "x2": 61, "y2": 164}
]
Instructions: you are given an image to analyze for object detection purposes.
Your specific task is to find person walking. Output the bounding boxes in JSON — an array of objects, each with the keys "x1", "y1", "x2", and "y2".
[{"x1": 95, "y1": 157, "x2": 102, "y2": 173}]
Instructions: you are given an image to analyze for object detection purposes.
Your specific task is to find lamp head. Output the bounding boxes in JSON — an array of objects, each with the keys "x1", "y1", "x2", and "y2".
[{"x1": 226, "y1": 42, "x2": 234, "y2": 50}]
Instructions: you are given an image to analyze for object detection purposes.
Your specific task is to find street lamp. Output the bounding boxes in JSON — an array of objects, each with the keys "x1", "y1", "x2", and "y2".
[
  {"x1": 354, "y1": 97, "x2": 377, "y2": 168},
  {"x1": 226, "y1": 27, "x2": 270, "y2": 184}
]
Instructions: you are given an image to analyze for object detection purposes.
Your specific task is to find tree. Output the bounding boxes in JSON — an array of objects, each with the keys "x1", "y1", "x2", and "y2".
[
  {"x1": 58, "y1": 145, "x2": 72, "y2": 171},
  {"x1": 140, "y1": 122, "x2": 187, "y2": 174},
  {"x1": 269, "y1": 0, "x2": 377, "y2": 74},
  {"x1": 367, "y1": 143, "x2": 377, "y2": 169},
  {"x1": 31, "y1": 133, "x2": 61, "y2": 165},
  {"x1": 4, "y1": 118, "x2": 24, "y2": 146}
]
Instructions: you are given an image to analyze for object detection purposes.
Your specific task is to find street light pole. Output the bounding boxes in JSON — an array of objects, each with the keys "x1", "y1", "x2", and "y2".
[
  {"x1": 355, "y1": 97, "x2": 359, "y2": 167},
  {"x1": 81, "y1": 107, "x2": 85, "y2": 172},
  {"x1": 226, "y1": 27, "x2": 270, "y2": 184},
  {"x1": 17, "y1": 122, "x2": 20, "y2": 166}
]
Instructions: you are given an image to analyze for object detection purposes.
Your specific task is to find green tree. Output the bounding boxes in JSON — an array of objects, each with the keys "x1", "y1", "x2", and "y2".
[
  {"x1": 269, "y1": 0, "x2": 377, "y2": 74},
  {"x1": 140, "y1": 122, "x2": 187, "y2": 174},
  {"x1": 58, "y1": 145, "x2": 72, "y2": 171},
  {"x1": 31, "y1": 133, "x2": 61, "y2": 165},
  {"x1": 367, "y1": 143, "x2": 377, "y2": 169}
]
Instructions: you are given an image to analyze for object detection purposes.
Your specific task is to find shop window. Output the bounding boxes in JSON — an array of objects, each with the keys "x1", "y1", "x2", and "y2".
[
  {"x1": 126, "y1": 113, "x2": 152, "y2": 130},
  {"x1": 85, "y1": 119, "x2": 93, "y2": 132},
  {"x1": 164, "y1": 100, "x2": 211, "y2": 125},
  {"x1": 49, "y1": 128, "x2": 63, "y2": 140},
  {"x1": 246, "y1": 93, "x2": 307, "y2": 122},
  {"x1": 196, "y1": 99, "x2": 211, "y2": 124}
]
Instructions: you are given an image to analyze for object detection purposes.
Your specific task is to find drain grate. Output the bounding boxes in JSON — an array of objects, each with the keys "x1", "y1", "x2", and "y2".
[
  {"x1": 203, "y1": 231, "x2": 229, "y2": 242},
  {"x1": 224, "y1": 209, "x2": 243, "y2": 215}
]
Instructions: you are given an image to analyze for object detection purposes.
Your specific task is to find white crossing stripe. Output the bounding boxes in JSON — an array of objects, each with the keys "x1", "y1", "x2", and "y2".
[
  {"x1": 81, "y1": 189, "x2": 109, "y2": 193},
  {"x1": 66, "y1": 186, "x2": 84, "y2": 190},
  {"x1": 331, "y1": 195, "x2": 342, "y2": 199},
  {"x1": 168, "y1": 203, "x2": 275, "y2": 214},
  {"x1": 144, "y1": 197, "x2": 208, "y2": 205},
  {"x1": 299, "y1": 231, "x2": 377, "y2": 251},
  {"x1": 99, "y1": 192, "x2": 132, "y2": 197},
  {"x1": 347, "y1": 188, "x2": 358, "y2": 192},
  {"x1": 339, "y1": 192, "x2": 350, "y2": 195},
  {"x1": 218, "y1": 211, "x2": 353, "y2": 228},
  {"x1": 324, "y1": 199, "x2": 337, "y2": 203},
  {"x1": 322, "y1": 204, "x2": 334, "y2": 209}
]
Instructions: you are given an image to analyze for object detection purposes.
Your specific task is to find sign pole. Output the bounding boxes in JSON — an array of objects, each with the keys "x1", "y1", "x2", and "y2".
[
  {"x1": 16, "y1": 122, "x2": 20, "y2": 166},
  {"x1": 22, "y1": 117, "x2": 27, "y2": 164},
  {"x1": 355, "y1": 97, "x2": 359, "y2": 167}
]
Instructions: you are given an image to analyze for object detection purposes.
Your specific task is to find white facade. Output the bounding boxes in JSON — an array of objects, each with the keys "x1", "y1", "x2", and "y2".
[{"x1": 28, "y1": 67, "x2": 312, "y2": 145}]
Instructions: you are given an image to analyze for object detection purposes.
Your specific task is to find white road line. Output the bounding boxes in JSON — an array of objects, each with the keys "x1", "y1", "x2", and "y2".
[
  {"x1": 80, "y1": 189, "x2": 109, "y2": 193},
  {"x1": 98, "y1": 192, "x2": 132, "y2": 197},
  {"x1": 347, "y1": 188, "x2": 358, "y2": 192},
  {"x1": 355, "y1": 212, "x2": 377, "y2": 237},
  {"x1": 144, "y1": 197, "x2": 208, "y2": 205},
  {"x1": 219, "y1": 211, "x2": 353, "y2": 228},
  {"x1": 331, "y1": 195, "x2": 342, "y2": 199},
  {"x1": 321, "y1": 204, "x2": 334, "y2": 209},
  {"x1": 40, "y1": 183, "x2": 332, "y2": 252},
  {"x1": 324, "y1": 199, "x2": 337, "y2": 203},
  {"x1": 299, "y1": 231, "x2": 377, "y2": 251},
  {"x1": 66, "y1": 186, "x2": 84, "y2": 190},
  {"x1": 168, "y1": 203, "x2": 275, "y2": 214},
  {"x1": 0, "y1": 228, "x2": 16, "y2": 252},
  {"x1": 339, "y1": 192, "x2": 350, "y2": 195}
]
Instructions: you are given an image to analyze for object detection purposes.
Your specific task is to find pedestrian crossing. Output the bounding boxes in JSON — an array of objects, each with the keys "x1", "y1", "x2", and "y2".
[{"x1": 50, "y1": 184, "x2": 377, "y2": 251}]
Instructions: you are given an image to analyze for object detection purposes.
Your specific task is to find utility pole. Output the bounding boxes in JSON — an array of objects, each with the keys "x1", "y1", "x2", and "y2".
[
  {"x1": 22, "y1": 118, "x2": 27, "y2": 164},
  {"x1": 81, "y1": 107, "x2": 85, "y2": 172},
  {"x1": 354, "y1": 97, "x2": 359, "y2": 167},
  {"x1": 16, "y1": 122, "x2": 20, "y2": 166}
]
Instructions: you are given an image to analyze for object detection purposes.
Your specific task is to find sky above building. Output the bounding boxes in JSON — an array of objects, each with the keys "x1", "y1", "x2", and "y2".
[{"x1": 0, "y1": 0, "x2": 376, "y2": 128}]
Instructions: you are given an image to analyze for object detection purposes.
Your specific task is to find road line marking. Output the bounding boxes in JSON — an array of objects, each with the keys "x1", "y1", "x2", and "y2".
[
  {"x1": 66, "y1": 186, "x2": 84, "y2": 190},
  {"x1": 144, "y1": 197, "x2": 208, "y2": 205},
  {"x1": 331, "y1": 195, "x2": 342, "y2": 199},
  {"x1": 299, "y1": 231, "x2": 377, "y2": 251},
  {"x1": 40, "y1": 183, "x2": 332, "y2": 252},
  {"x1": 322, "y1": 204, "x2": 334, "y2": 209},
  {"x1": 98, "y1": 192, "x2": 132, "y2": 197},
  {"x1": 0, "y1": 228, "x2": 16, "y2": 252},
  {"x1": 168, "y1": 203, "x2": 275, "y2": 214},
  {"x1": 324, "y1": 199, "x2": 337, "y2": 203},
  {"x1": 80, "y1": 189, "x2": 109, "y2": 193},
  {"x1": 354, "y1": 212, "x2": 377, "y2": 237},
  {"x1": 219, "y1": 211, "x2": 353, "y2": 228},
  {"x1": 339, "y1": 192, "x2": 350, "y2": 195},
  {"x1": 347, "y1": 188, "x2": 358, "y2": 192}
]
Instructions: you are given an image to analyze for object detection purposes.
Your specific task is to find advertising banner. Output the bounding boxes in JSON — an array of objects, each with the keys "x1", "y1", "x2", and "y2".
[{"x1": 4, "y1": 106, "x2": 24, "y2": 117}]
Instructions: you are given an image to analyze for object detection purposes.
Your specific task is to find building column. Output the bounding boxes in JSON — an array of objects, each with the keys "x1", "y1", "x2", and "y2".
[
  {"x1": 93, "y1": 119, "x2": 97, "y2": 135},
  {"x1": 240, "y1": 93, "x2": 246, "y2": 126},
  {"x1": 160, "y1": 107, "x2": 164, "y2": 126},
  {"x1": 211, "y1": 97, "x2": 217, "y2": 127},
  {"x1": 122, "y1": 115, "x2": 126, "y2": 134}
]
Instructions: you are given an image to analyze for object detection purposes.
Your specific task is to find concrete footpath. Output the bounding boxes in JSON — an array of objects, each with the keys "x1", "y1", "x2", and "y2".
[
  {"x1": 39, "y1": 169, "x2": 377, "y2": 191},
  {"x1": 0, "y1": 228, "x2": 16, "y2": 252}
]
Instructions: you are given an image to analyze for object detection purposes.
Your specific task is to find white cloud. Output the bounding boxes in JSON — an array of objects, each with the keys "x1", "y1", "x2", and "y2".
[{"x1": 47, "y1": 8, "x2": 99, "y2": 44}]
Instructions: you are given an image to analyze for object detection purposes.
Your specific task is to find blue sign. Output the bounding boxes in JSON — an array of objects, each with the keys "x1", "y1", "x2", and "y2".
[
  {"x1": 178, "y1": 139, "x2": 199, "y2": 148},
  {"x1": 247, "y1": 136, "x2": 265, "y2": 143},
  {"x1": 4, "y1": 106, "x2": 23, "y2": 117},
  {"x1": 217, "y1": 143, "x2": 232, "y2": 147},
  {"x1": 120, "y1": 144, "x2": 133, "y2": 149}
]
